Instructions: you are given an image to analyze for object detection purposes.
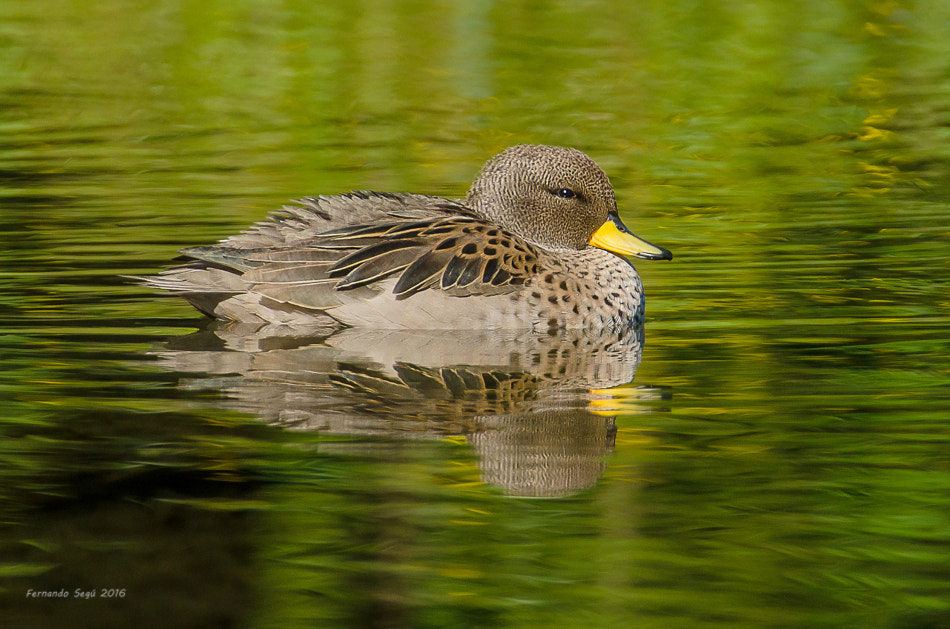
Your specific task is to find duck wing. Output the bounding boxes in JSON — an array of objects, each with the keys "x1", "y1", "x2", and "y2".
[
  {"x1": 240, "y1": 213, "x2": 543, "y2": 313},
  {"x1": 139, "y1": 192, "x2": 543, "y2": 321},
  {"x1": 216, "y1": 191, "x2": 469, "y2": 249}
]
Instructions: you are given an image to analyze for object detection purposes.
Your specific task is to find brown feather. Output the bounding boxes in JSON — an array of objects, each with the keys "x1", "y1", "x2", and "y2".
[{"x1": 334, "y1": 245, "x2": 428, "y2": 290}]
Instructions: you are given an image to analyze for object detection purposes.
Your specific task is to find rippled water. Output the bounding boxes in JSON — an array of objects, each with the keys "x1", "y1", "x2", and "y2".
[{"x1": 3, "y1": 1, "x2": 950, "y2": 628}]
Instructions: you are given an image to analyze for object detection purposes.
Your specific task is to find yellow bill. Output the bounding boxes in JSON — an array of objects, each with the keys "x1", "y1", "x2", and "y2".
[{"x1": 589, "y1": 214, "x2": 672, "y2": 261}]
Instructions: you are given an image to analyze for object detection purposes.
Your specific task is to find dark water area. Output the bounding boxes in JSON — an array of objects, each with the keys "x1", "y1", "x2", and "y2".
[{"x1": 3, "y1": 1, "x2": 950, "y2": 628}]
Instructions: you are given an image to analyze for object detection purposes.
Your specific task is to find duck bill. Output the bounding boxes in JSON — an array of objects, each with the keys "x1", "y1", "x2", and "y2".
[{"x1": 589, "y1": 214, "x2": 673, "y2": 261}]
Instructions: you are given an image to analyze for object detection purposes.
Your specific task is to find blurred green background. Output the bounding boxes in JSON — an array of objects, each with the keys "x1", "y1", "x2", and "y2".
[{"x1": 2, "y1": 1, "x2": 950, "y2": 628}]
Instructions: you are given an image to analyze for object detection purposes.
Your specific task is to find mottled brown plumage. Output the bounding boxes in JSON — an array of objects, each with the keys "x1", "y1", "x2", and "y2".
[{"x1": 136, "y1": 145, "x2": 671, "y2": 330}]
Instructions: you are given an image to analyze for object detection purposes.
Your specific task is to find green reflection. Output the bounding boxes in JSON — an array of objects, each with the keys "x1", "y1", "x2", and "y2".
[{"x1": 2, "y1": 0, "x2": 950, "y2": 628}]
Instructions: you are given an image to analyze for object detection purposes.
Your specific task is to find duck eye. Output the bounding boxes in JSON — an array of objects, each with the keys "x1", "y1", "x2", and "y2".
[{"x1": 555, "y1": 188, "x2": 577, "y2": 199}]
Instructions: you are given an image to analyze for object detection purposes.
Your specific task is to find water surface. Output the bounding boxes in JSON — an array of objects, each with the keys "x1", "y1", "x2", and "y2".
[{"x1": 2, "y1": 1, "x2": 950, "y2": 628}]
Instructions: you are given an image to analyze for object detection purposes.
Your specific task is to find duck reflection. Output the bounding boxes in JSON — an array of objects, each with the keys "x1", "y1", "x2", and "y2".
[{"x1": 155, "y1": 323, "x2": 664, "y2": 497}]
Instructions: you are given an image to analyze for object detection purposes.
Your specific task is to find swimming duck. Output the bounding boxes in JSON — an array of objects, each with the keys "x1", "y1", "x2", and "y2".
[{"x1": 140, "y1": 144, "x2": 671, "y2": 330}]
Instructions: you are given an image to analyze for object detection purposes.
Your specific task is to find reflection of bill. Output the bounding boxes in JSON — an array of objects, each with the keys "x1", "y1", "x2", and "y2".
[{"x1": 154, "y1": 323, "x2": 668, "y2": 497}]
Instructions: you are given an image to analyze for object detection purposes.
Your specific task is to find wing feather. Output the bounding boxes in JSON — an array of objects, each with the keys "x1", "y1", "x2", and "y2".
[{"x1": 143, "y1": 191, "x2": 541, "y2": 320}]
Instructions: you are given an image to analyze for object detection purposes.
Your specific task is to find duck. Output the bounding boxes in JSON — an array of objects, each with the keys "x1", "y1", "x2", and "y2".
[{"x1": 138, "y1": 144, "x2": 672, "y2": 330}]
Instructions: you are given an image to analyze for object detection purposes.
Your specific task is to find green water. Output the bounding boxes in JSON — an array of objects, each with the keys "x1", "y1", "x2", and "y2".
[{"x1": 3, "y1": 1, "x2": 950, "y2": 627}]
